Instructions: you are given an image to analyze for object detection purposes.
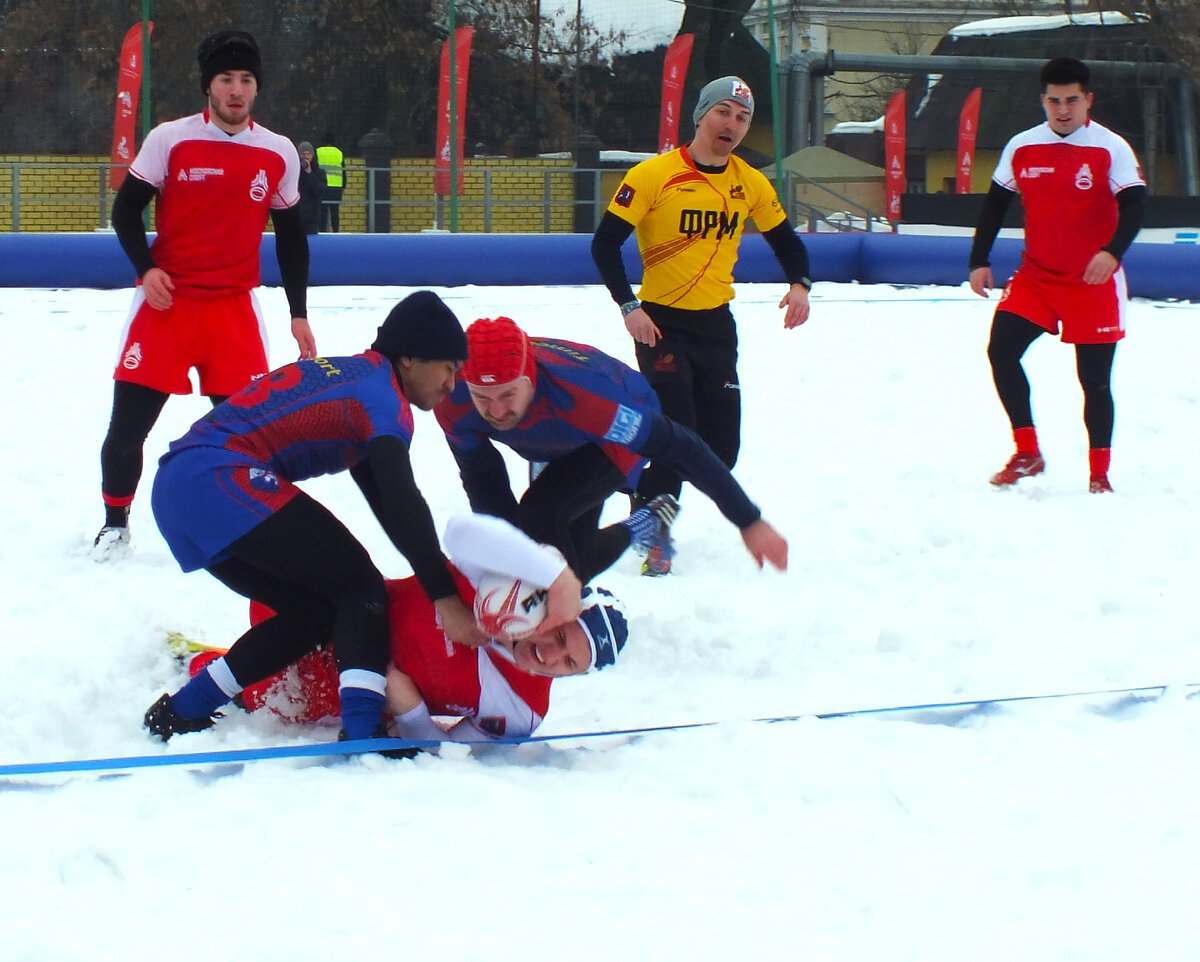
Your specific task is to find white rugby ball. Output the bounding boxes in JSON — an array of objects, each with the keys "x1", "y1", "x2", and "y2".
[{"x1": 473, "y1": 572, "x2": 549, "y2": 640}]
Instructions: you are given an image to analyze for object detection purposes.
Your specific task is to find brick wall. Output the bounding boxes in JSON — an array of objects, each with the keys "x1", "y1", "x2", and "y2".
[{"x1": 0, "y1": 155, "x2": 581, "y2": 233}]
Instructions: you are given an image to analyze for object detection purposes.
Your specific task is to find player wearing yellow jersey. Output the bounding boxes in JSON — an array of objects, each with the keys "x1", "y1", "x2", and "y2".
[{"x1": 591, "y1": 76, "x2": 811, "y2": 575}]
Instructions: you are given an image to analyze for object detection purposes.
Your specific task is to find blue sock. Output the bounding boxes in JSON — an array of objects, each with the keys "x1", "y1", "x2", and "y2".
[
  {"x1": 340, "y1": 687, "x2": 386, "y2": 740},
  {"x1": 171, "y1": 668, "x2": 232, "y2": 720},
  {"x1": 620, "y1": 507, "x2": 657, "y2": 546}
]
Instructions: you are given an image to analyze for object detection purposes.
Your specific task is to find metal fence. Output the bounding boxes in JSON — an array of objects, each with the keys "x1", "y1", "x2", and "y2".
[{"x1": 0, "y1": 161, "x2": 615, "y2": 234}]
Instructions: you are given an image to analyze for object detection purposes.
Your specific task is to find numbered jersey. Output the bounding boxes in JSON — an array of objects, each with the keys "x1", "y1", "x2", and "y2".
[
  {"x1": 162, "y1": 351, "x2": 415, "y2": 481},
  {"x1": 129, "y1": 111, "x2": 300, "y2": 296},
  {"x1": 606, "y1": 144, "x2": 787, "y2": 309}
]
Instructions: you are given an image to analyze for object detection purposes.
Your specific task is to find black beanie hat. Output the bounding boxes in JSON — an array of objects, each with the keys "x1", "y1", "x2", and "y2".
[
  {"x1": 372, "y1": 291, "x2": 468, "y2": 362},
  {"x1": 198, "y1": 30, "x2": 263, "y2": 93}
]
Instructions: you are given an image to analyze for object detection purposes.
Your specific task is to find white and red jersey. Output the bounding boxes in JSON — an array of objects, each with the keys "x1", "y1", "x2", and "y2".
[
  {"x1": 129, "y1": 111, "x2": 300, "y2": 297},
  {"x1": 992, "y1": 119, "x2": 1144, "y2": 280},
  {"x1": 239, "y1": 514, "x2": 565, "y2": 741},
  {"x1": 386, "y1": 574, "x2": 552, "y2": 741}
]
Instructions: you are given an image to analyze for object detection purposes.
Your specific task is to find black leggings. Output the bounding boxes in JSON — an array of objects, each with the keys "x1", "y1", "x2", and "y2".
[
  {"x1": 987, "y1": 311, "x2": 1117, "y2": 448},
  {"x1": 516, "y1": 445, "x2": 633, "y2": 583},
  {"x1": 101, "y1": 381, "x2": 228, "y2": 502},
  {"x1": 205, "y1": 494, "x2": 389, "y2": 689}
]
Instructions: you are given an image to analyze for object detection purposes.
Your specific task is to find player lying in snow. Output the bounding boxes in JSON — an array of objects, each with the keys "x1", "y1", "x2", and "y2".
[{"x1": 177, "y1": 513, "x2": 629, "y2": 744}]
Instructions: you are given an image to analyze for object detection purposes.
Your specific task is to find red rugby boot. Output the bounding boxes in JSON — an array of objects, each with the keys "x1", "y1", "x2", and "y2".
[{"x1": 989, "y1": 451, "x2": 1045, "y2": 487}]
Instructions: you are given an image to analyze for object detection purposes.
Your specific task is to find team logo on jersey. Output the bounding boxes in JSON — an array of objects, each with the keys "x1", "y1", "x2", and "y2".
[
  {"x1": 121, "y1": 341, "x2": 143, "y2": 370},
  {"x1": 479, "y1": 716, "x2": 508, "y2": 737},
  {"x1": 615, "y1": 183, "x2": 635, "y2": 207},
  {"x1": 248, "y1": 468, "x2": 279, "y2": 493},
  {"x1": 249, "y1": 169, "x2": 270, "y2": 202},
  {"x1": 729, "y1": 184, "x2": 745, "y2": 200},
  {"x1": 604, "y1": 405, "x2": 644, "y2": 445},
  {"x1": 1074, "y1": 163, "x2": 1094, "y2": 190},
  {"x1": 678, "y1": 208, "x2": 740, "y2": 239}
]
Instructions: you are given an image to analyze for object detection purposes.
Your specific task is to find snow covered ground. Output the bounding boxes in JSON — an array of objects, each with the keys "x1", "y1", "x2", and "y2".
[{"x1": 1, "y1": 279, "x2": 1197, "y2": 961}]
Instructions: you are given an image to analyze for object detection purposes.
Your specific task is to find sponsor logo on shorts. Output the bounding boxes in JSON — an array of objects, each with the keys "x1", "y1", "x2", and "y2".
[
  {"x1": 605, "y1": 405, "x2": 644, "y2": 445},
  {"x1": 249, "y1": 169, "x2": 270, "y2": 202},
  {"x1": 122, "y1": 341, "x2": 143, "y2": 370}
]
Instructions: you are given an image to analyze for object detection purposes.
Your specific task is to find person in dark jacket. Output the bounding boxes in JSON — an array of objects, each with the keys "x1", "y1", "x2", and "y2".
[{"x1": 297, "y1": 141, "x2": 325, "y2": 235}]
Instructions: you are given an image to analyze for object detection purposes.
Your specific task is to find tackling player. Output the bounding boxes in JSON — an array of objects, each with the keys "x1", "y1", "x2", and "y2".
[
  {"x1": 434, "y1": 315, "x2": 789, "y2": 584},
  {"x1": 142, "y1": 292, "x2": 484, "y2": 746}
]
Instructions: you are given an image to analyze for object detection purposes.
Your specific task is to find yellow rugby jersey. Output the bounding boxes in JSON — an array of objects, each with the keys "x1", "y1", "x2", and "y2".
[{"x1": 607, "y1": 146, "x2": 787, "y2": 310}]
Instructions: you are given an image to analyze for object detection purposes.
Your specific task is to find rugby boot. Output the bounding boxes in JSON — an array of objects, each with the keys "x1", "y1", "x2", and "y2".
[
  {"x1": 90, "y1": 524, "x2": 131, "y2": 562},
  {"x1": 1089, "y1": 475, "x2": 1113, "y2": 493},
  {"x1": 641, "y1": 494, "x2": 680, "y2": 577},
  {"x1": 989, "y1": 451, "x2": 1045, "y2": 487}
]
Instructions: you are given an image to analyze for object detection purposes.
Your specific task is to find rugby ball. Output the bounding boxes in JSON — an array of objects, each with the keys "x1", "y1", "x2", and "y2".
[{"x1": 473, "y1": 572, "x2": 549, "y2": 640}]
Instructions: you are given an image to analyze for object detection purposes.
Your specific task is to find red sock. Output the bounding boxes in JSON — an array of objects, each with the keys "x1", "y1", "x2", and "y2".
[
  {"x1": 1013, "y1": 426, "x2": 1039, "y2": 454},
  {"x1": 1089, "y1": 447, "x2": 1111, "y2": 479}
]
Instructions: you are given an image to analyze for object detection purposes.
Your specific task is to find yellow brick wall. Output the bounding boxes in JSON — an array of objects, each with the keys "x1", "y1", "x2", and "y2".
[{"x1": 0, "y1": 155, "x2": 580, "y2": 233}]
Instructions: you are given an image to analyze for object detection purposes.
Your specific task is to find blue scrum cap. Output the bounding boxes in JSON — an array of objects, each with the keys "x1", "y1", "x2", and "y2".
[{"x1": 577, "y1": 586, "x2": 628, "y2": 672}]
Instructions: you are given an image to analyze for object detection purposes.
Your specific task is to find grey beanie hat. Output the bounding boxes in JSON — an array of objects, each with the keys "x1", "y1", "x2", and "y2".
[
  {"x1": 693, "y1": 76, "x2": 755, "y2": 126},
  {"x1": 371, "y1": 291, "x2": 468, "y2": 361},
  {"x1": 297, "y1": 141, "x2": 314, "y2": 154}
]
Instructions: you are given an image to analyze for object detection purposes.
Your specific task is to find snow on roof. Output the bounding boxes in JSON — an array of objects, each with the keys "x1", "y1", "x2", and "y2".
[
  {"x1": 949, "y1": 12, "x2": 1137, "y2": 38},
  {"x1": 830, "y1": 118, "x2": 883, "y2": 134}
]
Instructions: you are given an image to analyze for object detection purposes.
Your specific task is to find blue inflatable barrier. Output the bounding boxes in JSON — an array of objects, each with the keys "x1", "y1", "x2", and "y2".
[{"x1": 0, "y1": 231, "x2": 1195, "y2": 300}]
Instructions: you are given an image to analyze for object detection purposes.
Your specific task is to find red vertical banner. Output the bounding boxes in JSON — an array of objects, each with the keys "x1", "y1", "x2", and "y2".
[
  {"x1": 109, "y1": 22, "x2": 153, "y2": 191},
  {"x1": 435, "y1": 26, "x2": 474, "y2": 197},
  {"x1": 956, "y1": 87, "x2": 982, "y2": 194},
  {"x1": 658, "y1": 33, "x2": 695, "y2": 153},
  {"x1": 884, "y1": 90, "x2": 906, "y2": 228}
]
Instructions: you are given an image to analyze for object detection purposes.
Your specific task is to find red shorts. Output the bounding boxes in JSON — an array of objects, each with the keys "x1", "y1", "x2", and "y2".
[
  {"x1": 113, "y1": 289, "x2": 269, "y2": 395},
  {"x1": 996, "y1": 267, "x2": 1127, "y2": 345}
]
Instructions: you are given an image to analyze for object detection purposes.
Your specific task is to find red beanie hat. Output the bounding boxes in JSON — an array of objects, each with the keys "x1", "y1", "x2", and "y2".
[{"x1": 463, "y1": 317, "x2": 537, "y2": 386}]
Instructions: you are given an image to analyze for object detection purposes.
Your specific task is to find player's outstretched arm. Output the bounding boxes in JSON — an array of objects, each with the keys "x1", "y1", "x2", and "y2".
[{"x1": 741, "y1": 518, "x2": 788, "y2": 572}]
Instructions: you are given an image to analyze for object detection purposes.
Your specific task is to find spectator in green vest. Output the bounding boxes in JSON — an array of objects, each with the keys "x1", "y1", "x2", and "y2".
[{"x1": 316, "y1": 133, "x2": 344, "y2": 232}]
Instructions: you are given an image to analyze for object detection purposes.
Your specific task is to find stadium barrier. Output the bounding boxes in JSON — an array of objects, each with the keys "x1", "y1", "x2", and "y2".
[{"x1": 0, "y1": 232, "x2": 1195, "y2": 301}]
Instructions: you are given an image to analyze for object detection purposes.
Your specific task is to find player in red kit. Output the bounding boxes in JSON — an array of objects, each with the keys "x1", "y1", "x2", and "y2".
[
  {"x1": 969, "y1": 57, "x2": 1145, "y2": 493},
  {"x1": 94, "y1": 30, "x2": 317, "y2": 559}
]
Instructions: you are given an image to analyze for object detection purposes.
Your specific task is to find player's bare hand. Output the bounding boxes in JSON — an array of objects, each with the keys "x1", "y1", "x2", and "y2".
[
  {"x1": 1083, "y1": 250, "x2": 1118, "y2": 286},
  {"x1": 741, "y1": 519, "x2": 788, "y2": 572},
  {"x1": 780, "y1": 284, "x2": 811, "y2": 329},
  {"x1": 542, "y1": 565, "x2": 583, "y2": 632},
  {"x1": 624, "y1": 307, "x2": 661, "y2": 347},
  {"x1": 969, "y1": 266, "x2": 994, "y2": 297},
  {"x1": 435, "y1": 595, "x2": 489, "y2": 648},
  {"x1": 141, "y1": 267, "x2": 174, "y2": 310},
  {"x1": 291, "y1": 317, "x2": 317, "y2": 359}
]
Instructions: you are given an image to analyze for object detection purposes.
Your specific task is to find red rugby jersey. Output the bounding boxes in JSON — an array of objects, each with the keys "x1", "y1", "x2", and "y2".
[
  {"x1": 128, "y1": 111, "x2": 300, "y2": 296},
  {"x1": 992, "y1": 119, "x2": 1144, "y2": 280}
]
